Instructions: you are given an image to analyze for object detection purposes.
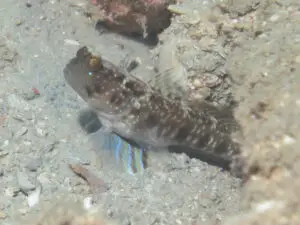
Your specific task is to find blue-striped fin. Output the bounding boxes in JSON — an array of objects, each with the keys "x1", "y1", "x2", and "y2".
[
  {"x1": 77, "y1": 109, "x2": 147, "y2": 174},
  {"x1": 103, "y1": 132, "x2": 147, "y2": 174}
]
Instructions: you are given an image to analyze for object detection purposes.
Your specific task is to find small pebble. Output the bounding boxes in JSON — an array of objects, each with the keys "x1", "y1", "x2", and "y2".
[
  {"x1": 126, "y1": 58, "x2": 141, "y2": 72},
  {"x1": 5, "y1": 186, "x2": 20, "y2": 197},
  {"x1": 14, "y1": 127, "x2": 28, "y2": 138},
  {"x1": 17, "y1": 171, "x2": 36, "y2": 193},
  {"x1": 25, "y1": 2, "x2": 32, "y2": 8},
  {"x1": 7, "y1": 94, "x2": 31, "y2": 111},
  {"x1": 42, "y1": 142, "x2": 57, "y2": 153},
  {"x1": 282, "y1": 134, "x2": 296, "y2": 145},
  {"x1": 12, "y1": 112, "x2": 32, "y2": 121},
  {"x1": 107, "y1": 209, "x2": 114, "y2": 217},
  {"x1": 35, "y1": 126, "x2": 48, "y2": 137},
  {"x1": 27, "y1": 185, "x2": 41, "y2": 207},
  {"x1": 12, "y1": 114, "x2": 25, "y2": 122},
  {"x1": 175, "y1": 153, "x2": 191, "y2": 167},
  {"x1": 0, "y1": 151, "x2": 8, "y2": 159},
  {"x1": 22, "y1": 91, "x2": 39, "y2": 101},
  {"x1": 15, "y1": 20, "x2": 24, "y2": 26},
  {"x1": 121, "y1": 217, "x2": 131, "y2": 225},
  {"x1": 26, "y1": 157, "x2": 42, "y2": 172},
  {"x1": 83, "y1": 197, "x2": 94, "y2": 210},
  {"x1": 0, "y1": 211, "x2": 7, "y2": 219},
  {"x1": 176, "y1": 219, "x2": 182, "y2": 224},
  {"x1": 269, "y1": 14, "x2": 280, "y2": 22},
  {"x1": 18, "y1": 208, "x2": 29, "y2": 215},
  {"x1": 40, "y1": 15, "x2": 47, "y2": 20},
  {"x1": 1, "y1": 140, "x2": 9, "y2": 149},
  {"x1": 64, "y1": 39, "x2": 80, "y2": 46},
  {"x1": 295, "y1": 55, "x2": 300, "y2": 64}
]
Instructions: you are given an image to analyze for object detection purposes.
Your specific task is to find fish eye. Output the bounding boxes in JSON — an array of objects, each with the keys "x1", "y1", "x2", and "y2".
[{"x1": 89, "y1": 56, "x2": 102, "y2": 70}]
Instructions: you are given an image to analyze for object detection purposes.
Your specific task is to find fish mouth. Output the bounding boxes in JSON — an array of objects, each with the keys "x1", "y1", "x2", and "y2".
[
  {"x1": 63, "y1": 47, "x2": 98, "y2": 102},
  {"x1": 63, "y1": 65, "x2": 90, "y2": 101}
]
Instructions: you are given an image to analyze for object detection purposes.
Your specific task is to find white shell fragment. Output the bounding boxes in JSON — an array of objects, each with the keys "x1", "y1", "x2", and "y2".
[
  {"x1": 64, "y1": 39, "x2": 80, "y2": 46},
  {"x1": 27, "y1": 185, "x2": 42, "y2": 207}
]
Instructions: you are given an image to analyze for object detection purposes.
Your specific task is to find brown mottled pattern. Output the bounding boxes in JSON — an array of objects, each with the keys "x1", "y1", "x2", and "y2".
[
  {"x1": 64, "y1": 47, "x2": 240, "y2": 171},
  {"x1": 93, "y1": 0, "x2": 173, "y2": 38}
]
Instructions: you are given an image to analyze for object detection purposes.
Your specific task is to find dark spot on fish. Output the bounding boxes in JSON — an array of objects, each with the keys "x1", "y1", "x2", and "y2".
[
  {"x1": 214, "y1": 141, "x2": 230, "y2": 154},
  {"x1": 124, "y1": 80, "x2": 136, "y2": 90},
  {"x1": 194, "y1": 133, "x2": 212, "y2": 147},
  {"x1": 78, "y1": 109, "x2": 102, "y2": 134},
  {"x1": 148, "y1": 94, "x2": 165, "y2": 109},
  {"x1": 110, "y1": 92, "x2": 123, "y2": 105},
  {"x1": 174, "y1": 123, "x2": 193, "y2": 142},
  {"x1": 115, "y1": 74, "x2": 125, "y2": 83},
  {"x1": 124, "y1": 80, "x2": 145, "y2": 96},
  {"x1": 143, "y1": 113, "x2": 159, "y2": 129},
  {"x1": 121, "y1": 89, "x2": 130, "y2": 98},
  {"x1": 94, "y1": 83, "x2": 105, "y2": 94},
  {"x1": 85, "y1": 86, "x2": 93, "y2": 97}
]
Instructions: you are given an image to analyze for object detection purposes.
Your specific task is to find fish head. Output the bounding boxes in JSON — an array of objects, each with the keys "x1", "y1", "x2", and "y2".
[{"x1": 64, "y1": 46, "x2": 131, "y2": 115}]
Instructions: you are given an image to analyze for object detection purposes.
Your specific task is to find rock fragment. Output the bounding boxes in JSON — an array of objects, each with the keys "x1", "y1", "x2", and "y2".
[
  {"x1": 7, "y1": 94, "x2": 31, "y2": 111},
  {"x1": 5, "y1": 186, "x2": 20, "y2": 197},
  {"x1": 14, "y1": 127, "x2": 28, "y2": 138},
  {"x1": 27, "y1": 184, "x2": 42, "y2": 207},
  {"x1": 69, "y1": 163, "x2": 109, "y2": 194},
  {"x1": 17, "y1": 171, "x2": 36, "y2": 193},
  {"x1": 26, "y1": 157, "x2": 42, "y2": 172},
  {"x1": 0, "y1": 211, "x2": 7, "y2": 219},
  {"x1": 88, "y1": 0, "x2": 175, "y2": 45},
  {"x1": 35, "y1": 121, "x2": 48, "y2": 137}
]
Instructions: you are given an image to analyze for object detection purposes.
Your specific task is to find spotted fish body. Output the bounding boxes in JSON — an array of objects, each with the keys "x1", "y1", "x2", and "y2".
[{"x1": 64, "y1": 47, "x2": 240, "y2": 171}]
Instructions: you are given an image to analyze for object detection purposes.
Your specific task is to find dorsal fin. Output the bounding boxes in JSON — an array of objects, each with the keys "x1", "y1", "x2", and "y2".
[
  {"x1": 148, "y1": 40, "x2": 190, "y2": 102},
  {"x1": 146, "y1": 40, "x2": 239, "y2": 132}
]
